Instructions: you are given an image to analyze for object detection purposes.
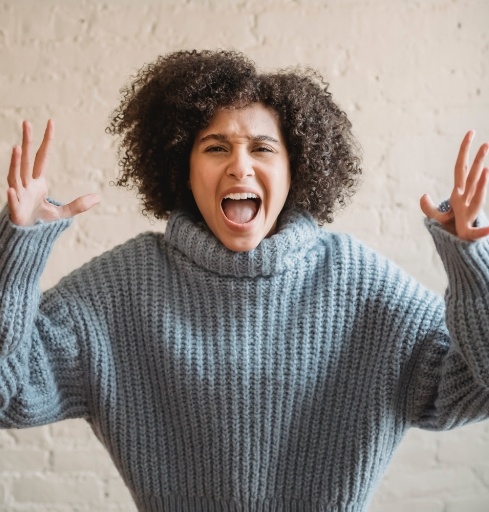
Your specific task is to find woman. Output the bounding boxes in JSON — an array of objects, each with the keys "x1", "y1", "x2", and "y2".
[{"x1": 1, "y1": 49, "x2": 489, "y2": 511}]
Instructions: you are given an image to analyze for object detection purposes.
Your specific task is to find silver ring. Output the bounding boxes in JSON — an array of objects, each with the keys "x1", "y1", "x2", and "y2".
[{"x1": 438, "y1": 199, "x2": 451, "y2": 213}]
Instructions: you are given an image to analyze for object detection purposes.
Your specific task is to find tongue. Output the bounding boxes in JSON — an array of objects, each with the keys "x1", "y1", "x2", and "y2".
[{"x1": 222, "y1": 199, "x2": 258, "y2": 224}]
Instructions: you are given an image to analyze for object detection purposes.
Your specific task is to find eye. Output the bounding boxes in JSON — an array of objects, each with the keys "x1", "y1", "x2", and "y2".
[
  {"x1": 204, "y1": 145, "x2": 227, "y2": 153},
  {"x1": 253, "y1": 145, "x2": 274, "y2": 153}
]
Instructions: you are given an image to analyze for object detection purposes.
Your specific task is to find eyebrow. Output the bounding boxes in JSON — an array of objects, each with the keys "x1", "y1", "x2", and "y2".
[{"x1": 198, "y1": 133, "x2": 280, "y2": 144}]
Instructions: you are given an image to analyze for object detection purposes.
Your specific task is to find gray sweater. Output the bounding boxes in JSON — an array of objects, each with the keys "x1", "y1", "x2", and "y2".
[{"x1": 1, "y1": 207, "x2": 489, "y2": 511}]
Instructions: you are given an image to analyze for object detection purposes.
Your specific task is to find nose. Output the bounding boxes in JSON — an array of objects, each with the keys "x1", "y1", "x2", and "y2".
[{"x1": 226, "y1": 149, "x2": 254, "y2": 180}]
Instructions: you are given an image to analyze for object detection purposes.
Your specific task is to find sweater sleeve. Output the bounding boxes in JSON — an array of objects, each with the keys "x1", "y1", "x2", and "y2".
[
  {"x1": 0, "y1": 206, "x2": 88, "y2": 428},
  {"x1": 407, "y1": 218, "x2": 489, "y2": 430}
]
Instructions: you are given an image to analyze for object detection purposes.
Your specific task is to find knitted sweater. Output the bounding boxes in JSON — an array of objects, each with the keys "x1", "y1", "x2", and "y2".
[{"x1": 1, "y1": 207, "x2": 489, "y2": 512}]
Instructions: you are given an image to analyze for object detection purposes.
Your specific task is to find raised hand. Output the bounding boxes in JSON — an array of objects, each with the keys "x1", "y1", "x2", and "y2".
[
  {"x1": 420, "y1": 131, "x2": 489, "y2": 241},
  {"x1": 7, "y1": 120, "x2": 100, "y2": 226}
]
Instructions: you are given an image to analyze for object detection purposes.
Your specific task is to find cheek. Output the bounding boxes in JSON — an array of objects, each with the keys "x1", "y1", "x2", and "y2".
[
  {"x1": 277, "y1": 167, "x2": 291, "y2": 200},
  {"x1": 189, "y1": 167, "x2": 219, "y2": 213},
  {"x1": 188, "y1": 161, "x2": 202, "y2": 195},
  {"x1": 192, "y1": 173, "x2": 213, "y2": 199}
]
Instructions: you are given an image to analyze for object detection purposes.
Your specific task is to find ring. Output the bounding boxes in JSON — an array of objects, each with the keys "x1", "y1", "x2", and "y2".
[{"x1": 438, "y1": 199, "x2": 451, "y2": 213}]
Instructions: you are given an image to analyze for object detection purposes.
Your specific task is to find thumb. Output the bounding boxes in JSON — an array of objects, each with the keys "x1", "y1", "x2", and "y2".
[
  {"x1": 420, "y1": 193, "x2": 441, "y2": 219},
  {"x1": 420, "y1": 193, "x2": 454, "y2": 223},
  {"x1": 61, "y1": 193, "x2": 100, "y2": 218}
]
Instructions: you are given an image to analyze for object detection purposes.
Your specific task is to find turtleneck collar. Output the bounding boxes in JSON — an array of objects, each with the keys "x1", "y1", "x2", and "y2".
[{"x1": 164, "y1": 210, "x2": 320, "y2": 278}]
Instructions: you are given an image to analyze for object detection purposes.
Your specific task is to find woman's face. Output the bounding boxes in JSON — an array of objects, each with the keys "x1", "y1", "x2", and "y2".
[{"x1": 189, "y1": 103, "x2": 291, "y2": 252}]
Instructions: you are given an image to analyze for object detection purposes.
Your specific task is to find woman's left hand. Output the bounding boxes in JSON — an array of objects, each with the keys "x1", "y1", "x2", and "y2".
[{"x1": 420, "y1": 131, "x2": 489, "y2": 241}]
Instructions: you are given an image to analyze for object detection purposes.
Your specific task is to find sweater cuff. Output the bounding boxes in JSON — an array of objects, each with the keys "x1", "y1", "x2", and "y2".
[
  {"x1": 0, "y1": 204, "x2": 72, "y2": 285},
  {"x1": 424, "y1": 216, "x2": 489, "y2": 299}
]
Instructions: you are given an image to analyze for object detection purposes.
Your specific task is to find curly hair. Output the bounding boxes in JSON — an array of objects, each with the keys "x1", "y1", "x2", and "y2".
[{"x1": 107, "y1": 49, "x2": 362, "y2": 224}]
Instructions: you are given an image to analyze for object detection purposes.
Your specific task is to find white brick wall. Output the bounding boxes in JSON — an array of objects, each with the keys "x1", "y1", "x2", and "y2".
[{"x1": 0, "y1": 0, "x2": 488, "y2": 510}]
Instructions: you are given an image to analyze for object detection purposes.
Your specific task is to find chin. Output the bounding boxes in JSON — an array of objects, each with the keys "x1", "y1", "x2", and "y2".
[
  {"x1": 220, "y1": 236, "x2": 262, "y2": 253},
  {"x1": 212, "y1": 217, "x2": 279, "y2": 252}
]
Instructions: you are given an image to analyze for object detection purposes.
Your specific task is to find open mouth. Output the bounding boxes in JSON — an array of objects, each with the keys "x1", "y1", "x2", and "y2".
[{"x1": 221, "y1": 193, "x2": 261, "y2": 224}]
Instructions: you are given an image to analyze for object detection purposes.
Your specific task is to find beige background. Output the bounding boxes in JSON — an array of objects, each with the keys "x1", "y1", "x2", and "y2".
[{"x1": 1, "y1": 0, "x2": 489, "y2": 510}]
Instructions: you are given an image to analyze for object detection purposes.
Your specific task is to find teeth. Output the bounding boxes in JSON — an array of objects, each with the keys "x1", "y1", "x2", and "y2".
[{"x1": 223, "y1": 193, "x2": 259, "y2": 200}]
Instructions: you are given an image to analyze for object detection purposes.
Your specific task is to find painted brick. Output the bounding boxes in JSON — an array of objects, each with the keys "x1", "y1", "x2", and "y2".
[
  {"x1": 0, "y1": 430, "x2": 15, "y2": 448},
  {"x1": 370, "y1": 497, "x2": 445, "y2": 512},
  {"x1": 438, "y1": 422, "x2": 489, "y2": 464},
  {"x1": 446, "y1": 497, "x2": 489, "y2": 512},
  {"x1": 0, "y1": 449, "x2": 47, "y2": 472},
  {"x1": 52, "y1": 447, "x2": 119, "y2": 475},
  {"x1": 49, "y1": 420, "x2": 96, "y2": 447},
  {"x1": 11, "y1": 474, "x2": 104, "y2": 503},
  {"x1": 383, "y1": 468, "x2": 485, "y2": 499},
  {"x1": 8, "y1": 426, "x2": 52, "y2": 449},
  {"x1": 386, "y1": 430, "x2": 438, "y2": 471},
  {"x1": 105, "y1": 477, "x2": 137, "y2": 505}
]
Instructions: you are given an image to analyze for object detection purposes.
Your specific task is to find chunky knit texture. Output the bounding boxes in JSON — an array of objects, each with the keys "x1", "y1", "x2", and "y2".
[{"x1": 1, "y1": 206, "x2": 489, "y2": 512}]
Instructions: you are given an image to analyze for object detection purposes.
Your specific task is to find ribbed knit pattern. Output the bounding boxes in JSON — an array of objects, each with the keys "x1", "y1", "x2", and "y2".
[{"x1": 1, "y1": 207, "x2": 489, "y2": 512}]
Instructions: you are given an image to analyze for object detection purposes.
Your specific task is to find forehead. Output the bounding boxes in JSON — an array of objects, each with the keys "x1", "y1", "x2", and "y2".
[{"x1": 200, "y1": 103, "x2": 283, "y2": 139}]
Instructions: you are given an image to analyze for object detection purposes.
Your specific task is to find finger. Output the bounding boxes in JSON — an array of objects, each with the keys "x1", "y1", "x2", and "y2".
[
  {"x1": 33, "y1": 119, "x2": 54, "y2": 179},
  {"x1": 7, "y1": 145, "x2": 22, "y2": 190},
  {"x1": 20, "y1": 120, "x2": 32, "y2": 186},
  {"x1": 467, "y1": 167, "x2": 489, "y2": 221},
  {"x1": 59, "y1": 193, "x2": 100, "y2": 218},
  {"x1": 454, "y1": 130, "x2": 474, "y2": 192},
  {"x1": 6, "y1": 187, "x2": 19, "y2": 210},
  {"x1": 465, "y1": 142, "x2": 488, "y2": 204},
  {"x1": 7, "y1": 187, "x2": 24, "y2": 225},
  {"x1": 420, "y1": 193, "x2": 454, "y2": 223}
]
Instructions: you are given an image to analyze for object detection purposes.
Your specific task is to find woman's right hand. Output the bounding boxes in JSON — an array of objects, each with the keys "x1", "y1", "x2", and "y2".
[{"x1": 7, "y1": 120, "x2": 100, "y2": 226}]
